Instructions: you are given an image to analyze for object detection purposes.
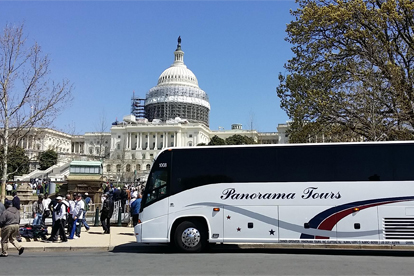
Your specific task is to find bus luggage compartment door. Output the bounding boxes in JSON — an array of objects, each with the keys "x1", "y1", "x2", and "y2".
[
  {"x1": 223, "y1": 206, "x2": 279, "y2": 243},
  {"x1": 336, "y1": 207, "x2": 379, "y2": 243},
  {"x1": 279, "y1": 206, "x2": 337, "y2": 242}
]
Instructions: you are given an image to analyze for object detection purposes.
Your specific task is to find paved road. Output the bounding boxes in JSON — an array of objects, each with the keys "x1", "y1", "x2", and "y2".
[{"x1": 3, "y1": 245, "x2": 414, "y2": 275}]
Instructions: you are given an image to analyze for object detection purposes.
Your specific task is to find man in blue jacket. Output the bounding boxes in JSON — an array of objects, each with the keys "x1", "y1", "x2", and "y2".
[{"x1": 131, "y1": 193, "x2": 142, "y2": 227}]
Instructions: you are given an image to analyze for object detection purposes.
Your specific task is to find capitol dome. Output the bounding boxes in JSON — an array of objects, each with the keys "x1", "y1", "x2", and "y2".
[{"x1": 144, "y1": 37, "x2": 210, "y2": 126}]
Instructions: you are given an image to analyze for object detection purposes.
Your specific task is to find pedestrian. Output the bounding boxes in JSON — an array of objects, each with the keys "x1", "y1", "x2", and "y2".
[
  {"x1": 82, "y1": 193, "x2": 92, "y2": 231},
  {"x1": 6, "y1": 183, "x2": 12, "y2": 196},
  {"x1": 32, "y1": 195, "x2": 44, "y2": 226},
  {"x1": 75, "y1": 194, "x2": 85, "y2": 237},
  {"x1": 66, "y1": 194, "x2": 75, "y2": 236},
  {"x1": 48, "y1": 197, "x2": 57, "y2": 227},
  {"x1": 42, "y1": 193, "x2": 51, "y2": 226},
  {"x1": 47, "y1": 196, "x2": 68, "y2": 243},
  {"x1": 11, "y1": 191, "x2": 21, "y2": 242},
  {"x1": 0, "y1": 200, "x2": 24, "y2": 257},
  {"x1": 100, "y1": 193, "x2": 114, "y2": 234},
  {"x1": 11, "y1": 191, "x2": 20, "y2": 210},
  {"x1": 131, "y1": 193, "x2": 142, "y2": 227},
  {"x1": 120, "y1": 187, "x2": 127, "y2": 212},
  {"x1": 69, "y1": 194, "x2": 84, "y2": 239}
]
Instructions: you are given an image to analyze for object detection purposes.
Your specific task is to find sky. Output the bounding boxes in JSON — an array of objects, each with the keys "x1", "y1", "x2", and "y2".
[{"x1": 0, "y1": 0, "x2": 297, "y2": 135}]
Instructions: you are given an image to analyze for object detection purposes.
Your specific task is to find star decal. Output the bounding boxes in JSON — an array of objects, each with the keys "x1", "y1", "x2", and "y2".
[
  {"x1": 269, "y1": 229, "x2": 275, "y2": 235},
  {"x1": 237, "y1": 227, "x2": 241, "y2": 232},
  {"x1": 227, "y1": 215, "x2": 231, "y2": 220}
]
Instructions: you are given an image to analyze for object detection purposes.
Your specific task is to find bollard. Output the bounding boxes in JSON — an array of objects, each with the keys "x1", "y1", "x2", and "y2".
[
  {"x1": 117, "y1": 207, "x2": 122, "y2": 226},
  {"x1": 94, "y1": 207, "x2": 100, "y2": 226}
]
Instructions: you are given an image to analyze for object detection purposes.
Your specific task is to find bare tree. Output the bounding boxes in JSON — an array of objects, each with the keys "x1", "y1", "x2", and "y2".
[
  {"x1": 0, "y1": 24, "x2": 73, "y2": 201},
  {"x1": 95, "y1": 110, "x2": 110, "y2": 160}
]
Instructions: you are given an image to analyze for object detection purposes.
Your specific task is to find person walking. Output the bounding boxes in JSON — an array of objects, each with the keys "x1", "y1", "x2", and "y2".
[
  {"x1": 0, "y1": 200, "x2": 24, "y2": 257},
  {"x1": 65, "y1": 194, "x2": 75, "y2": 236},
  {"x1": 100, "y1": 193, "x2": 114, "y2": 234},
  {"x1": 74, "y1": 194, "x2": 85, "y2": 238},
  {"x1": 47, "y1": 196, "x2": 68, "y2": 243},
  {"x1": 130, "y1": 193, "x2": 142, "y2": 227},
  {"x1": 82, "y1": 193, "x2": 92, "y2": 231},
  {"x1": 32, "y1": 195, "x2": 44, "y2": 226},
  {"x1": 68, "y1": 194, "x2": 81, "y2": 239}
]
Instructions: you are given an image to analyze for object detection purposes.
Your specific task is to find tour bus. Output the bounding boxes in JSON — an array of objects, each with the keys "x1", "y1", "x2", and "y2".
[{"x1": 135, "y1": 141, "x2": 414, "y2": 252}]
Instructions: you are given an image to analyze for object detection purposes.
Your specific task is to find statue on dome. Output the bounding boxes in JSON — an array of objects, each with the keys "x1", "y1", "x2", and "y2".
[{"x1": 176, "y1": 36, "x2": 182, "y2": 50}]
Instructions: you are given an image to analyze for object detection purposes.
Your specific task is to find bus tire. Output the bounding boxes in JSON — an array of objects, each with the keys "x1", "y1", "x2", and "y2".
[{"x1": 174, "y1": 220, "x2": 207, "y2": 253}]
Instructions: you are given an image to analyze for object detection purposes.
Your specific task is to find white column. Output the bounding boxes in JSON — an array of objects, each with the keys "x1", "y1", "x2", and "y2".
[
  {"x1": 164, "y1": 132, "x2": 167, "y2": 148},
  {"x1": 146, "y1": 133, "x2": 149, "y2": 150},
  {"x1": 139, "y1": 133, "x2": 142, "y2": 149},
  {"x1": 154, "y1": 133, "x2": 158, "y2": 150}
]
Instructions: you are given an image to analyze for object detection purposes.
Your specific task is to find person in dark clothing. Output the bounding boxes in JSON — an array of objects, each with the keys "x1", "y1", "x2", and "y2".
[
  {"x1": 47, "y1": 196, "x2": 67, "y2": 243},
  {"x1": 100, "y1": 193, "x2": 114, "y2": 234},
  {"x1": 11, "y1": 192, "x2": 20, "y2": 210},
  {"x1": 48, "y1": 197, "x2": 57, "y2": 227},
  {"x1": 120, "y1": 188, "x2": 127, "y2": 212},
  {"x1": 113, "y1": 188, "x2": 121, "y2": 202}
]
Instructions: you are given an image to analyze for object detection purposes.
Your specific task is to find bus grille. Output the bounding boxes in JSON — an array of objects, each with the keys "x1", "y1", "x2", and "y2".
[{"x1": 383, "y1": 218, "x2": 414, "y2": 240}]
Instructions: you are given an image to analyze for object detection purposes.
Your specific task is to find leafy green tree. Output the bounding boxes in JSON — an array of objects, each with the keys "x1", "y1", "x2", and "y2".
[
  {"x1": 0, "y1": 146, "x2": 29, "y2": 180},
  {"x1": 39, "y1": 149, "x2": 58, "y2": 170},
  {"x1": 225, "y1": 135, "x2": 256, "y2": 145},
  {"x1": 277, "y1": 0, "x2": 414, "y2": 142},
  {"x1": 208, "y1": 135, "x2": 226, "y2": 145}
]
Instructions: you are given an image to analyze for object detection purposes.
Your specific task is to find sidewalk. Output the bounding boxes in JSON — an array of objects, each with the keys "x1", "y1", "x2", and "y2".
[{"x1": 17, "y1": 226, "x2": 136, "y2": 252}]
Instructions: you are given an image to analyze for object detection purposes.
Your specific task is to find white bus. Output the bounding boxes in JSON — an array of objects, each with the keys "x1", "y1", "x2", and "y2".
[{"x1": 135, "y1": 141, "x2": 414, "y2": 252}]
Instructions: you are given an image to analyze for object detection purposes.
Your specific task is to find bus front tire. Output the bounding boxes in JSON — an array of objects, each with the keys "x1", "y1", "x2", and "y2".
[{"x1": 174, "y1": 220, "x2": 207, "y2": 253}]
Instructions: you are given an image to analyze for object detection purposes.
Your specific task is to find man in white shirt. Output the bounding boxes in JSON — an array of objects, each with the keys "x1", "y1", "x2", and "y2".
[
  {"x1": 69, "y1": 194, "x2": 85, "y2": 239},
  {"x1": 6, "y1": 184, "x2": 12, "y2": 195},
  {"x1": 42, "y1": 193, "x2": 51, "y2": 226},
  {"x1": 47, "y1": 196, "x2": 68, "y2": 242}
]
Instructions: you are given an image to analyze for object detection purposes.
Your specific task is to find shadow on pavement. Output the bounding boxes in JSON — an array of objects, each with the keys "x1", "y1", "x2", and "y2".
[
  {"x1": 87, "y1": 231, "x2": 106, "y2": 235},
  {"x1": 111, "y1": 242, "x2": 174, "y2": 253},
  {"x1": 117, "y1": 232, "x2": 134, "y2": 236},
  {"x1": 111, "y1": 243, "x2": 414, "y2": 256}
]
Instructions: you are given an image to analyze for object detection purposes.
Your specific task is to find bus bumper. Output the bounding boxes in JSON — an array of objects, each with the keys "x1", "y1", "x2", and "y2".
[{"x1": 134, "y1": 224, "x2": 142, "y2": 243}]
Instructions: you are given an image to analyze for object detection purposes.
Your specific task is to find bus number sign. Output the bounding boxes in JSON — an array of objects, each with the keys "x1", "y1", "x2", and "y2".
[{"x1": 159, "y1": 163, "x2": 167, "y2": 168}]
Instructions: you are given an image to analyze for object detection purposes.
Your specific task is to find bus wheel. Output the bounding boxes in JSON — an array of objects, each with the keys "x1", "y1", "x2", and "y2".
[{"x1": 174, "y1": 220, "x2": 206, "y2": 253}]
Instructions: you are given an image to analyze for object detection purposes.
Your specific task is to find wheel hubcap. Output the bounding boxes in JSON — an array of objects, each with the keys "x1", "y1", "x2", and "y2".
[{"x1": 181, "y1": 227, "x2": 201, "y2": 248}]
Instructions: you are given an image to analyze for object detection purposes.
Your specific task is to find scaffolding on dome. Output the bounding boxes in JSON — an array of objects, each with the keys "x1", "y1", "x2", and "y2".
[
  {"x1": 131, "y1": 97, "x2": 146, "y2": 119},
  {"x1": 144, "y1": 85, "x2": 210, "y2": 127}
]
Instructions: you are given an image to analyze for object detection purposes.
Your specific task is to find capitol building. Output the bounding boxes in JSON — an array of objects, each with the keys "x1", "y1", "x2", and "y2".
[{"x1": 12, "y1": 38, "x2": 288, "y2": 183}]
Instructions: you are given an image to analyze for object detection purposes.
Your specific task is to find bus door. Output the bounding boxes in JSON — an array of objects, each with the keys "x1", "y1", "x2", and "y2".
[
  {"x1": 141, "y1": 158, "x2": 170, "y2": 243},
  {"x1": 223, "y1": 206, "x2": 279, "y2": 243}
]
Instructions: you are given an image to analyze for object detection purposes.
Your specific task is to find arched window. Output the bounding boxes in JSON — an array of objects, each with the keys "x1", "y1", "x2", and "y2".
[
  {"x1": 126, "y1": 164, "x2": 131, "y2": 172},
  {"x1": 106, "y1": 164, "x2": 111, "y2": 172},
  {"x1": 116, "y1": 164, "x2": 121, "y2": 173},
  {"x1": 146, "y1": 164, "x2": 151, "y2": 171},
  {"x1": 188, "y1": 141, "x2": 193, "y2": 147},
  {"x1": 136, "y1": 164, "x2": 141, "y2": 171}
]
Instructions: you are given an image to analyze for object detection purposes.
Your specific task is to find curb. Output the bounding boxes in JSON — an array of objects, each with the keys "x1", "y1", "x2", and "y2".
[{"x1": 23, "y1": 246, "x2": 109, "y2": 252}]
